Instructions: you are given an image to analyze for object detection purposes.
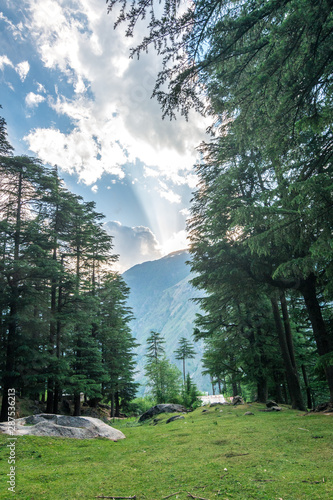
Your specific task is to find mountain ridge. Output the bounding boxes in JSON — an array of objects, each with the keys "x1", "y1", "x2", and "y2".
[{"x1": 123, "y1": 250, "x2": 211, "y2": 395}]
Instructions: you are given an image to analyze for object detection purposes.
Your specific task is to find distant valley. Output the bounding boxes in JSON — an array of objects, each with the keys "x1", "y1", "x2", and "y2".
[{"x1": 122, "y1": 250, "x2": 211, "y2": 395}]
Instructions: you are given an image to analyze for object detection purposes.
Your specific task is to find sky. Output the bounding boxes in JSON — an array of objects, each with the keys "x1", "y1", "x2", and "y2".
[{"x1": 0, "y1": 0, "x2": 207, "y2": 271}]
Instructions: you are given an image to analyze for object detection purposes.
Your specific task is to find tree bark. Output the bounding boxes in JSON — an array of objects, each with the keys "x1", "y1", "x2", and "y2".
[
  {"x1": 73, "y1": 393, "x2": 81, "y2": 416},
  {"x1": 301, "y1": 364, "x2": 312, "y2": 410},
  {"x1": 280, "y1": 292, "x2": 297, "y2": 368},
  {"x1": 257, "y1": 377, "x2": 268, "y2": 403},
  {"x1": 299, "y1": 273, "x2": 333, "y2": 401},
  {"x1": 271, "y1": 297, "x2": 306, "y2": 410}
]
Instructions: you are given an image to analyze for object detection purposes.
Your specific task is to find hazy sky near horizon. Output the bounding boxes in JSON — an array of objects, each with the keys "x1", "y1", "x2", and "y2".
[{"x1": 0, "y1": 0, "x2": 207, "y2": 271}]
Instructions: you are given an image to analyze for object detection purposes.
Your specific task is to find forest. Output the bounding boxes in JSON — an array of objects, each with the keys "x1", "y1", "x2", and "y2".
[
  {"x1": 0, "y1": 123, "x2": 138, "y2": 421},
  {"x1": 107, "y1": 0, "x2": 333, "y2": 411},
  {"x1": 0, "y1": 0, "x2": 332, "y2": 421}
]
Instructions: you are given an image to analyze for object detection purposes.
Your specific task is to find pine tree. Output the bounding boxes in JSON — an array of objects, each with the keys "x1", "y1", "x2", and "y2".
[
  {"x1": 174, "y1": 337, "x2": 196, "y2": 386},
  {"x1": 144, "y1": 331, "x2": 181, "y2": 403}
]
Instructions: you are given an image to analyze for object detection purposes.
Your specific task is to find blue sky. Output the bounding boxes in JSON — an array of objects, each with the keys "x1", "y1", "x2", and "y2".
[{"x1": 0, "y1": 0, "x2": 207, "y2": 271}]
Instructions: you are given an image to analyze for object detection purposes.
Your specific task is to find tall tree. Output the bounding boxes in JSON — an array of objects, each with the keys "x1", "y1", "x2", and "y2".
[
  {"x1": 0, "y1": 156, "x2": 49, "y2": 420},
  {"x1": 174, "y1": 337, "x2": 196, "y2": 385},
  {"x1": 144, "y1": 331, "x2": 181, "y2": 403}
]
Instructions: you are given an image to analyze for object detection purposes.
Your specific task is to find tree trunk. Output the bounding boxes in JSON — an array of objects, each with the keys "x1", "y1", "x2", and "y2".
[
  {"x1": 299, "y1": 273, "x2": 333, "y2": 401},
  {"x1": 257, "y1": 377, "x2": 268, "y2": 403},
  {"x1": 210, "y1": 376, "x2": 215, "y2": 395},
  {"x1": 273, "y1": 371, "x2": 284, "y2": 403},
  {"x1": 280, "y1": 292, "x2": 297, "y2": 369},
  {"x1": 46, "y1": 380, "x2": 54, "y2": 413},
  {"x1": 271, "y1": 297, "x2": 306, "y2": 410},
  {"x1": 282, "y1": 378, "x2": 289, "y2": 405},
  {"x1": 73, "y1": 393, "x2": 81, "y2": 416},
  {"x1": 231, "y1": 374, "x2": 238, "y2": 397},
  {"x1": 115, "y1": 391, "x2": 120, "y2": 417},
  {"x1": 301, "y1": 364, "x2": 312, "y2": 410},
  {"x1": 110, "y1": 392, "x2": 115, "y2": 418},
  {"x1": 53, "y1": 382, "x2": 60, "y2": 414}
]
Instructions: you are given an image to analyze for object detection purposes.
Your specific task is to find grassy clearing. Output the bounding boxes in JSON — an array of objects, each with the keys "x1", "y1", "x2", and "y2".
[{"x1": 0, "y1": 403, "x2": 332, "y2": 500}]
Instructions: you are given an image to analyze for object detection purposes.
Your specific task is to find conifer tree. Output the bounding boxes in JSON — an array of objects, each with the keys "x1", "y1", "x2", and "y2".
[{"x1": 174, "y1": 337, "x2": 196, "y2": 386}]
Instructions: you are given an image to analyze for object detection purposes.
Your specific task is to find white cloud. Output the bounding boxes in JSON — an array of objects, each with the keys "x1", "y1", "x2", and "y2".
[
  {"x1": 25, "y1": 92, "x2": 45, "y2": 107},
  {"x1": 36, "y1": 82, "x2": 46, "y2": 93},
  {"x1": 158, "y1": 180, "x2": 181, "y2": 204},
  {"x1": 180, "y1": 208, "x2": 191, "y2": 217},
  {"x1": 91, "y1": 184, "x2": 98, "y2": 193},
  {"x1": 104, "y1": 221, "x2": 162, "y2": 272},
  {"x1": 16, "y1": 61, "x2": 30, "y2": 81},
  {"x1": 0, "y1": 55, "x2": 13, "y2": 71},
  {"x1": 161, "y1": 230, "x2": 189, "y2": 256},
  {"x1": 21, "y1": 0, "x2": 208, "y2": 191},
  {"x1": 0, "y1": 12, "x2": 24, "y2": 40}
]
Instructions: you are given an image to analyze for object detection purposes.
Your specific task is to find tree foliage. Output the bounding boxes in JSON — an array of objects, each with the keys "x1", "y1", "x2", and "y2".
[
  {"x1": 0, "y1": 119, "x2": 138, "y2": 419},
  {"x1": 108, "y1": 0, "x2": 333, "y2": 404}
]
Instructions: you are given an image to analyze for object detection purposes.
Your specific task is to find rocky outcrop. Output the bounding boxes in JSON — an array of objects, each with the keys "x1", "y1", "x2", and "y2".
[
  {"x1": 166, "y1": 415, "x2": 185, "y2": 424},
  {"x1": 0, "y1": 414, "x2": 125, "y2": 440},
  {"x1": 138, "y1": 404, "x2": 187, "y2": 422}
]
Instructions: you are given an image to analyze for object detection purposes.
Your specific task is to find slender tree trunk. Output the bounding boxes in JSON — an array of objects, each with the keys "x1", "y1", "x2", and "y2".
[
  {"x1": 280, "y1": 292, "x2": 297, "y2": 368},
  {"x1": 299, "y1": 273, "x2": 333, "y2": 401},
  {"x1": 115, "y1": 391, "x2": 120, "y2": 417},
  {"x1": 53, "y1": 255, "x2": 64, "y2": 414},
  {"x1": 273, "y1": 371, "x2": 283, "y2": 403},
  {"x1": 282, "y1": 378, "x2": 289, "y2": 405},
  {"x1": 110, "y1": 392, "x2": 115, "y2": 418},
  {"x1": 47, "y1": 247, "x2": 57, "y2": 414},
  {"x1": 210, "y1": 376, "x2": 215, "y2": 395},
  {"x1": 301, "y1": 364, "x2": 312, "y2": 410},
  {"x1": 271, "y1": 297, "x2": 306, "y2": 410}
]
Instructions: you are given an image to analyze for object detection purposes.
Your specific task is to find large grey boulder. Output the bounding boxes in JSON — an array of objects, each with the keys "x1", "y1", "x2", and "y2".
[
  {"x1": 232, "y1": 395, "x2": 244, "y2": 405},
  {"x1": 0, "y1": 414, "x2": 125, "y2": 440},
  {"x1": 138, "y1": 404, "x2": 187, "y2": 422}
]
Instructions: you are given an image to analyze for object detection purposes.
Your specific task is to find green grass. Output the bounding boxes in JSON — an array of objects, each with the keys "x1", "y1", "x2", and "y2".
[{"x1": 0, "y1": 404, "x2": 332, "y2": 500}]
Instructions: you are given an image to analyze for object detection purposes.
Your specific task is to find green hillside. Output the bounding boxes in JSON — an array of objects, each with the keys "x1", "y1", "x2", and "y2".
[{"x1": 123, "y1": 250, "x2": 211, "y2": 395}]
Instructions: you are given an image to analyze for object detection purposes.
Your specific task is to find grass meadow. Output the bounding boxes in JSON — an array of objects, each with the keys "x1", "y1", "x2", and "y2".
[{"x1": 0, "y1": 403, "x2": 332, "y2": 500}]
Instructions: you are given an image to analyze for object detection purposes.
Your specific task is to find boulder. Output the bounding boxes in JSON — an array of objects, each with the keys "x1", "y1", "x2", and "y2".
[
  {"x1": 232, "y1": 395, "x2": 244, "y2": 405},
  {"x1": 138, "y1": 404, "x2": 187, "y2": 422},
  {"x1": 0, "y1": 414, "x2": 125, "y2": 440},
  {"x1": 266, "y1": 400, "x2": 278, "y2": 408},
  {"x1": 166, "y1": 415, "x2": 185, "y2": 424}
]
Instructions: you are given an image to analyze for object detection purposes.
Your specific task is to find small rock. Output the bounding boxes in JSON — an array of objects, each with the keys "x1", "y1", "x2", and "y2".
[
  {"x1": 244, "y1": 411, "x2": 254, "y2": 416},
  {"x1": 166, "y1": 415, "x2": 185, "y2": 424}
]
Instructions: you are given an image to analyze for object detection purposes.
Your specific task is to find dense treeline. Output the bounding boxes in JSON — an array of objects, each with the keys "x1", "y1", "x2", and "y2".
[
  {"x1": 0, "y1": 115, "x2": 137, "y2": 420},
  {"x1": 109, "y1": 0, "x2": 333, "y2": 408}
]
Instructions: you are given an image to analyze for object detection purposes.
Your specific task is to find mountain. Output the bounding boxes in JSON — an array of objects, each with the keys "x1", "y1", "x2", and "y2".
[{"x1": 122, "y1": 250, "x2": 211, "y2": 396}]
